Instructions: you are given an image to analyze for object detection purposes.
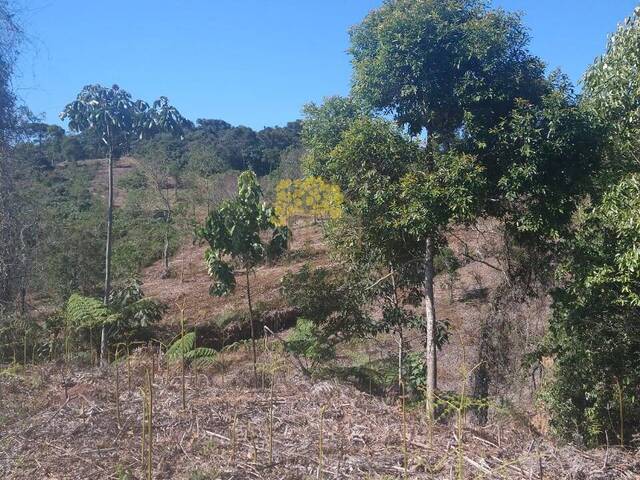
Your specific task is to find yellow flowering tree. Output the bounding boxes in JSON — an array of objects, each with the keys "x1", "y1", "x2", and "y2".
[{"x1": 274, "y1": 176, "x2": 343, "y2": 228}]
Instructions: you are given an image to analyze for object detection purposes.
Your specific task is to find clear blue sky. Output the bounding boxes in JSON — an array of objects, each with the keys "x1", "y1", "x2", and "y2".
[{"x1": 14, "y1": 0, "x2": 640, "y2": 130}]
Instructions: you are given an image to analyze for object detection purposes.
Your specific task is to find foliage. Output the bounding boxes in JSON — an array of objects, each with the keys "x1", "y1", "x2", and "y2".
[
  {"x1": 488, "y1": 84, "x2": 603, "y2": 245},
  {"x1": 166, "y1": 331, "x2": 216, "y2": 365},
  {"x1": 197, "y1": 171, "x2": 288, "y2": 296},
  {"x1": 539, "y1": 6, "x2": 640, "y2": 446},
  {"x1": 65, "y1": 293, "x2": 114, "y2": 330},
  {"x1": 349, "y1": 0, "x2": 547, "y2": 139},
  {"x1": 542, "y1": 174, "x2": 640, "y2": 445},
  {"x1": 60, "y1": 84, "x2": 188, "y2": 158},
  {"x1": 583, "y1": 7, "x2": 640, "y2": 177},
  {"x1": 36, "y1": 167, "x2": 106, "y2": 300},
  {"x1": 284, "y1": 318, "x2": 335, "y2": 370},
  {"x1": 64, "y1": 281, "x2": 165, "y2": 350},
  {"x1": 281, "y1": 264, "x2": 373, "y2": 339},
  {"x1": 108, "y1": 280, "x2": 166, "y2": 335},
  {"x1": 301, "y1": 96, "x2": 364, "y2": 176},
  {"x1": 273, "y1": 176, "x2": 343, "y2": 226}
]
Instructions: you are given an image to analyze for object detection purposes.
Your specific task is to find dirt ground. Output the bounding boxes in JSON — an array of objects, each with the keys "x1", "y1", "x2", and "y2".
[{"x1": 2, "y1": 347, "x2": 639, "y2": 480}]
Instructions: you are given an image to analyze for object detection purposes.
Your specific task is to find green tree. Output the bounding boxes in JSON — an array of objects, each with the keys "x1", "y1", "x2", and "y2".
[
  {"x1": 543, "y1": 176, "x2": 640, "y2": 445},
  {"x1": 61, "y1": 84, "x2": 187, "y2": 365},
  {"x1": 196, "y1": 171, "x2": 288, "y2": 384},
  {"x1": 346, "y1": 0, "x2": 547, "y2": 415},
  {"x1": 541, "y1": 7, "x2": 640, "y2": 444},
  {"x1": 303, "y1": 109, "x2": 484, "y2": 401},
  {"x1": 583, "y1": 6, "x2": 640, "y2": 179}
]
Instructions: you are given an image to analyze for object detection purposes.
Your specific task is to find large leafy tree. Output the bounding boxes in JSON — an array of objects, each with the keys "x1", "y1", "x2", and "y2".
[
  {"x1": 61, "y1": 84, "x2": 187, "y2": 365},
  {"x1": 345, "y1": 0, "x2": 603, "y2": 419},
  {"x1": 303, "y1": 105, "x2": 485, "y2": 404},
  {"x1": 347, "y1": 0, "x2": 548, "y2": 415},
  {"x1": 196, "y1": 171, "x2": 288, "y2": 385}
]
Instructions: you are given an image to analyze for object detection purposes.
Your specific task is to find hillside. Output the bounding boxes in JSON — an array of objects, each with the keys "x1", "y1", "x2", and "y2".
[
  {"x1": 5, "y1": 1, "x2": 640, "y2": 478},
  {"x1": 6, "y1": 217, "x2": 636, "y2": 479}
]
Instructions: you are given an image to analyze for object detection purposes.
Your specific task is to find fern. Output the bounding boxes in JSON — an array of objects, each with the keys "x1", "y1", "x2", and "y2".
[
  {"x1": 166, "y1": 332, "x2": 196, "y2": 361},
  {"x1": 185, "y1": 347, "x2": 217, "y2": 367},
  {"x1": 65, "y1": 294, "x2": 116, "y2": 329},
  {"x1": 166, "y1": 331, "x2": 217, "y2": 366},
  {"x1": 184, "y1": 347, "x2": 216, "y2": 360}
]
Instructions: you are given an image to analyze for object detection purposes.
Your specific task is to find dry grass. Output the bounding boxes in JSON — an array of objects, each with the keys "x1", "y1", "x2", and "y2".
[
  {"x1": 1, "y1": 348, "x2": 638, "y2": 480},
  {"x1": 142, "y1": 222, "x2": 332, "y2": 323}
]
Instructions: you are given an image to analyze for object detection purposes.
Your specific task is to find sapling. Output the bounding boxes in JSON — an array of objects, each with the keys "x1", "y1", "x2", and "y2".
[
  {"x1": 401, "y1": 381, "x2": 408, "y2": 479},
  {"x1": 146, "y1": 367, "x2": 153, "y2": 480}
]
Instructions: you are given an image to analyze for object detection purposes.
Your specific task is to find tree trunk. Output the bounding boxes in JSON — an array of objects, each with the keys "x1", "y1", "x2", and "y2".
[
  {"x1": 390, "y1": 265, "x2": 403, "y2": 389},
  {"x1": 245, "y1": 268, "x2": 258, "y2": 387},
  {"x1": 101, "y1": 150, "x2": 114, "y2": 367},
  {"x1": 424, "y1": 236, "x2": 437, "y2": 419},
  {"x1": 162, "y1": 230, "x2": 169, "y2": 277}
]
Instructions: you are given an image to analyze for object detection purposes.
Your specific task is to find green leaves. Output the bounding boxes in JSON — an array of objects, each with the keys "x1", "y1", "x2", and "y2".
[
  {"x1": 490, "y1": 89, "x2": 602, "y2": 243},
  {"x1": 396, "y1": 152, "x2": 486, "y2": 237},
  {"x1": 65, "y1": 293, "x2": 114, "y2": 329},
  {"x1": 583, "y1": 7, "x2": 640, "y2": 174},
  {"x1": 197, "y1": 170, "x2": 286, "y2": 297},
  {"x1": 60, "y1": 84, "x2": 187, "y2": 155},
  {"x1": 64, "y1": 282, "x2": 164, "y2": 339},
  {"x1": 544, "y1": 174, "x2": 640, "y2": 444},
  {"x1": 349, "y1": 0, "x2": 546, "y2": 137},
  {"x1": 166, "y1": 331, "x2": 216, "y2": 365},
  {"x1": 204, "y1": 250, "x2": 236, "y2": 296}
]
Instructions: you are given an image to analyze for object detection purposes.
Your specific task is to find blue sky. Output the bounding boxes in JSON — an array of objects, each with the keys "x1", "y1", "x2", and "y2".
[{"x1": 14, "y1": 0, "x2": 639, "y2": 130}]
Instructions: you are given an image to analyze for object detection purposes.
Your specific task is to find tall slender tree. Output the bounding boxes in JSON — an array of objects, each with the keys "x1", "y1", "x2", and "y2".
[
  {"x1": 61, "y1": 85, "x2": 187, "y2": 365},
  {"x1": 197, "y1": 171, "x2": 288, "y2": 386}
]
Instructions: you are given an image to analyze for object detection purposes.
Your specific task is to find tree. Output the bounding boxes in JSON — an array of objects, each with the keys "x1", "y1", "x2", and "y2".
[
  {"x1": 303, "y1": 109, "x2": 484, "y2": 400},
  {"x1": 540, "y1": 7, "x2": 640, "y2": 444},
  {"x1": 61, "y1": 84, "x2": 187, "y2": 365},
  {"x1": 135, "y1": 134, "x2": 187, "y2": 277},
  {"x1": 196, "y1": 171, "x2": 288, "y2": 385},
  {"x1": 0, "y1": 0, "x2": 23, "y2": 310},
  {"x1": 347, "y1": 0, "x2": 548, "y2": 415},
  {"x1": 543, "y1": 175, "x2": 640, "y2": 445}
]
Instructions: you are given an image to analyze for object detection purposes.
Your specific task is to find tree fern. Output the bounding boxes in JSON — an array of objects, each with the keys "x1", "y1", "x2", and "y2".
[{"x1": 185, "y1": 346, "x2": 217, "y2": 367}]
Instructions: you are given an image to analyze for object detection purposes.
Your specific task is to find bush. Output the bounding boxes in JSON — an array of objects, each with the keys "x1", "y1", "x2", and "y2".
[
  {"x1": 542, "y1": 176, "x2": 640, "y2": 445},
  {"x1": 285, "y1": 318, "x2": 335, "y2": 371}
]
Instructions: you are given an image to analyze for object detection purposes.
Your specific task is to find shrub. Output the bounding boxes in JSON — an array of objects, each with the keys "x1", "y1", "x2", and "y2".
[{"x1": 285, "y1": 318, "x2": 335, "y2": 371}]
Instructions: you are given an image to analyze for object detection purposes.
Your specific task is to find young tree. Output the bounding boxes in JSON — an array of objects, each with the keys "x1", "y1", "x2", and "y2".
[
  {"x1": 196, "y1": 171, "x2": 288, "y2": 385},
  {"x1": 61, "y1": 85, "x2": 187, "y2": 365},
  {"x1": 135, "y1": 134, "x2": 187, "y2": 277}
]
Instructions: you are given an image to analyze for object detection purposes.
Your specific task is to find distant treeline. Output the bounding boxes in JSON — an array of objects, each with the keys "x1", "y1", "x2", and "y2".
[{"x1": 13, "y1": 117, "x2": 302, "y2": 176}]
